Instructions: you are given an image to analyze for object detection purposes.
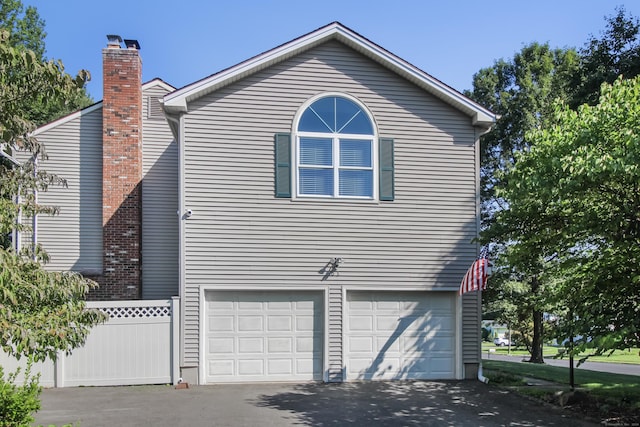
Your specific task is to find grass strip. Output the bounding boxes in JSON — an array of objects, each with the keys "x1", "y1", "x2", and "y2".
[
  {"x1": 481, "y1": 344, "x2": 640, "y2": 364},
  {"x1": 483, "y1": 359, "x2": 640, "y2": 404}
]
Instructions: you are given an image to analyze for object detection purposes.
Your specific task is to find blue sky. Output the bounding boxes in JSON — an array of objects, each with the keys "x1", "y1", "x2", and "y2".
[{"x1": 26, "y1": 1, "x2": 640, "y2": 100}]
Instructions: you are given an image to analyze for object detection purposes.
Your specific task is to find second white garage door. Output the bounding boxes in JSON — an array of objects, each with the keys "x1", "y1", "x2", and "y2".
[
  {"x1": 345, "y1": 291, "x2": 456, "y2": 380},
  {"x1": 205, "y1": 290, "x2": 323, "y2": 383}
]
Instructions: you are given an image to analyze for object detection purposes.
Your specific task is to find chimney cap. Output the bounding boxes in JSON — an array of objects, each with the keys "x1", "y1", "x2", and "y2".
[
  {"x1": 106, "y1": 34, "x2": 122, "y2": 48},
  {"x1": 124, "y1": 39, "x2": 141, "y2": 50}
]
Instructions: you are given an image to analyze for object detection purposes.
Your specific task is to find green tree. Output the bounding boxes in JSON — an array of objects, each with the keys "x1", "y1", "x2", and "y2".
[
  {"x1": 570, "y1": 7, "x2": 640, "y2": 108},
  {"x1": 489, "y1": 76, "x2": 640, "y2": 357},
  {"x1": 467, "y1": 43, "x2": 578, "y2": 363},
  {"x1": 1, "y1": 28, "x2": 106, "y2": 362},
  {"x1": 0, "y1": 0, "x2": 45, "y2": 57},
  {"x1": 0, "y1": 0, "x2": 92, "y2": 126}
]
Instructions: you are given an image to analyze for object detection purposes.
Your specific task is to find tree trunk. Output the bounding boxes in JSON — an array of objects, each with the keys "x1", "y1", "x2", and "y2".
[
  {"x1": 528, "y1": 277, "x2": 545, "y2": 363},
  {"x1": 529, "y1": 309, "x2": 544, "y2": 363}
]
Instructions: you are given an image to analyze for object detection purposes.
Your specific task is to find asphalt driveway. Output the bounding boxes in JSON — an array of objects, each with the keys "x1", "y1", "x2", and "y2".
[{"x1": 35, "y1": 380, "x2": 598, "y2": 426}]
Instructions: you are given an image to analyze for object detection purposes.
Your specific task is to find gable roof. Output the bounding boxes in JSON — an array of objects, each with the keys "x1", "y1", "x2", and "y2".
[
  {"x1": 32, "y1": 78, "x2": 176, "y2": 135},
  {"x1": 163, "y1": 22, "x2": 496, "y2": 128}
]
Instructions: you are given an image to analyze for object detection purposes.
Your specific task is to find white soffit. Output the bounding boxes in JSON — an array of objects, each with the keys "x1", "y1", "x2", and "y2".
[{"x1": 163, "y1": 22, "x2": 496, "y2": 128}]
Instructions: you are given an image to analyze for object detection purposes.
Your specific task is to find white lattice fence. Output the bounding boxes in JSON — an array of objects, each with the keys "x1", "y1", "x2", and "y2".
[{"x1": 1, "y1": 298, "x2": 180, "y2": 387}]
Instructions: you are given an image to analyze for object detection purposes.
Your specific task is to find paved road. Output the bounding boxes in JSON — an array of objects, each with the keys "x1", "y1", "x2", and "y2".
[
  {"x1": 483, "y1": 352, "x2": 640, "y2": 376},
  {"x1": 35, "y1": 380, "x2": 598, "y2": 426}
]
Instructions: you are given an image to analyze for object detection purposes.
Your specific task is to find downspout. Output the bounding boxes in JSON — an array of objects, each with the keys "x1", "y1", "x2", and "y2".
[
  {"x1": 164, "y1": 112, "x2": 185, "y2": 371},
  {"x1": 14, "y1": 194, "x2": 22, "y2": 251},
  {"x1": 478, "y1": 365, "x2": 489, "y2": 384},
  {"x1": 32, "y1": 153, "x2": 38, "y2": 259},
  {"x1": 474, "y1": 125, "x2": 490, "y2": 385}
]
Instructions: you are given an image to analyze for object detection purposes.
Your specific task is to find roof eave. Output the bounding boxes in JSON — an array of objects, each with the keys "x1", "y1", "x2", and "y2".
[
  {"x1": 163, "y1": 22, "x2": 496, "y2": 126},
  {"x1": 163, "y1": 24, "x2": 342, "y2": 111}
]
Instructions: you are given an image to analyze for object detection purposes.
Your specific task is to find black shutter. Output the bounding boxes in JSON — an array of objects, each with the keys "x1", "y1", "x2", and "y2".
[
  {"x1": 274, "y1": 133, "x2": 292, "y2": 198},
  {"x1": 379, "y1": 137, "x2": 395, "y2": 201}
]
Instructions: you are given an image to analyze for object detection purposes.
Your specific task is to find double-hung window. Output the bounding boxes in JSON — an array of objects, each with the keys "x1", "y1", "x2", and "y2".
[{"x1": 296, "y1": 96, "x2": 375, "y2": 199}]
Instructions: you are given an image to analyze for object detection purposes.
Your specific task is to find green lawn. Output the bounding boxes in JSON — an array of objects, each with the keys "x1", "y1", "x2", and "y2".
[
  {"x1": 483, "y1": 359, "x2": 640, "y2": 417},
  {"x1": 482, "y1": 342, "x2": 640, "y2": 364},
  {"x1": 583, "y1": 348, "x2": 640, "y2": 364}
]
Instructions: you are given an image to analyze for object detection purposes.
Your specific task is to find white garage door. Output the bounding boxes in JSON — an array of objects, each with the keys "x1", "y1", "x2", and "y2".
[
  {"x1": 345, "y1": 291, "x2": 456, "y2": 380},
  {"x1": 205, "y1": 290, "x2": 323, "y2": 383}
]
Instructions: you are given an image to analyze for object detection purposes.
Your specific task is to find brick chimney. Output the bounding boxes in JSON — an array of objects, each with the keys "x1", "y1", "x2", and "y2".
[{"x1": 97, "y1": 34, "x2": 143, "y2": 300}]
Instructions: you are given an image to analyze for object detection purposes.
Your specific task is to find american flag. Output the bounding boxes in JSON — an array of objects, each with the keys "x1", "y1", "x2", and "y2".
[{"x1": 459, "y1": 247, "x2": 490, "y2": 295}]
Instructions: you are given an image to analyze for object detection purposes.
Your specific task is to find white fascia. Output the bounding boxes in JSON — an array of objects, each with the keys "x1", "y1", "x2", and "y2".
[
  {"x1": 142, "y1": 78, "x2": 176, "y2": 92},
  {"x1": 162, "y1": 22, "x2": 496, "y2": 128},
  {"x1": 31, "y1": 102, "x2": 103, "y2": 136},
  {"x1": 163, "y1": 24, "x2": 343, "y2": 113}
]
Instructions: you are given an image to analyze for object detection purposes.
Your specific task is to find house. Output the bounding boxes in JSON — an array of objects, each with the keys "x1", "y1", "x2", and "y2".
[{"x1": 26, "y1": 22, "x2": 495, "y2": 384}]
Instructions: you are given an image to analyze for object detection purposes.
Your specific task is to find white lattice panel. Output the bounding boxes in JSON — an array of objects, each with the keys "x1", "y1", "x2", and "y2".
[{"x1": 101, "y1": 305, "x2": 171, "y2": 319}]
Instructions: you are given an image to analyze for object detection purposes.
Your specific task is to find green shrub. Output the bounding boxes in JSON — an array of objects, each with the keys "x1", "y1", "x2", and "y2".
[{"x1": 0, "y1": 362, "x2": 42, "y2": 427}]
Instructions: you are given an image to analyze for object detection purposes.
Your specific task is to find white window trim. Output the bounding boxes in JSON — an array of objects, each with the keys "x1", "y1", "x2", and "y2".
[{"x1": 292, "y1": 93, "x2": 378, "y2": 201}]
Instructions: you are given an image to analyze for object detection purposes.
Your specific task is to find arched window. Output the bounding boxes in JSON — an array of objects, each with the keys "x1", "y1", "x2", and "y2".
[{"x1": 295, "y1": 95, "x2": 376, "y2": 198}]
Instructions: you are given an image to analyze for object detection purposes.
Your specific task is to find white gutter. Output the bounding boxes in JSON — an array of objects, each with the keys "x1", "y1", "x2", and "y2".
[{"x1": 32, "y1": 154, "x2": 38, "y2": 258}]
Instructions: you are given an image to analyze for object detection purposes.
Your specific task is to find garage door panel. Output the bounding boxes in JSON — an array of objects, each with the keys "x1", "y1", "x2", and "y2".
[
  {"x1": 349, "y1": 299, "x2": 373, "y2": 310},
  {"x1": 296, "y1": 315, "x2": 315, "y2": 331},
  {"x1": 238, "y1": 359, "x2": 263, "y2": 376},
  {"x1": 295, "y1": 300, "x2": 315, "y2": 310},
  {"x1": 349, "y1": 315, "x2": 373, "y2": 331},
  {"x1": 295, "y1": 336, "x2": 316, "y2": 352},
  {"x1": 346, "y1": 291, "x2": 456, "y2": 380},
  {"x1": 238, "y1": 337, "x2": 263, "y2": 353},
  {"x1": 432, "y1": 315, "x2": 454, "y2": 329},
  {"x1": 206, "y1": 290, "x2": 323, "y2": 383},
  {"x1": 376, "y1": 315, "x2": 401, "y2": 331},
  {"x1": 209, "y1": 299, "x2": 234, "y2": 310},
  {"x1": 348, "y1": 357, "x2": 373, "y2": 374},
  {"x1": 397, "y1": 317, "x2": 420, "y2": 332},
  {"x1": 430, "y1": 357, "x2": 455, "y2": 374},
  {"x1": 268, "y1": 359, "x2": 292, "y2": 374},
  {"x1": 267, "y1": 300, "x2": 292, "y2": 310},
  {"x1": 431, "y1": 337, "x2": 454, "y2": 352},
  {"x1": 238, "y1": 316, "x2": 263, "y2": 331},
  {"x1": 403, "y1": 335, "x2": 454, "y2": 352},
  {"x1": 267, "y1": 315, "x2": 292, "y2": 331},
  {"x1": 238, "y1": 300, "x2": 262, "y2": 310},
  {"x1": 209, "y1": 360, "x2": 234, "y2": 376},
  {"x1": 377, "y1": 300, "x2": 401, "y2": 310},
  {"x1": 403, "y1": 300, "x2": 428, "y2": 311},
  {"x1": 210, "y1": 338, "x2": 235, "y2": 353},
  {"x1": 349, "y1": 336, "x2": 374, "y2": 352},
  {"x1": 210, "y1": 316, "x2": 234, "y2": 332},
  {"x1": 267, "y1": 337, "x2": 292, "y2": 353},
  {"x1": 375, "y1": 336, "x2": 400, "y2": 353},
  {"x1": 406, "y1": 357, "x2": 429, "y2": 370}
]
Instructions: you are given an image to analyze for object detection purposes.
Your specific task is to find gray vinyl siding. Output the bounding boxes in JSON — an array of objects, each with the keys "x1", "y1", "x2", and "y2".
[
  {"x1": 462, "y1": 292, "x2": 481, "y2": 364},
  {"x1": 142, "y1": 84, "x2": 179, "y2": 299},
  {"x1": 327, "y1": 285, "x2": 343, "y2": 382},
  {"x1": 181, "y1": 41, "x2": 479, "y2": 367},
  {"x1": 35, "y1": 108, "x2": 103, "y2": 274}
]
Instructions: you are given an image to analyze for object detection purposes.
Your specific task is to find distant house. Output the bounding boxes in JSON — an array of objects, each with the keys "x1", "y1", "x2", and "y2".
[{"x1": 24, "y1": 22, "x2": 495, "y2": 384}]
